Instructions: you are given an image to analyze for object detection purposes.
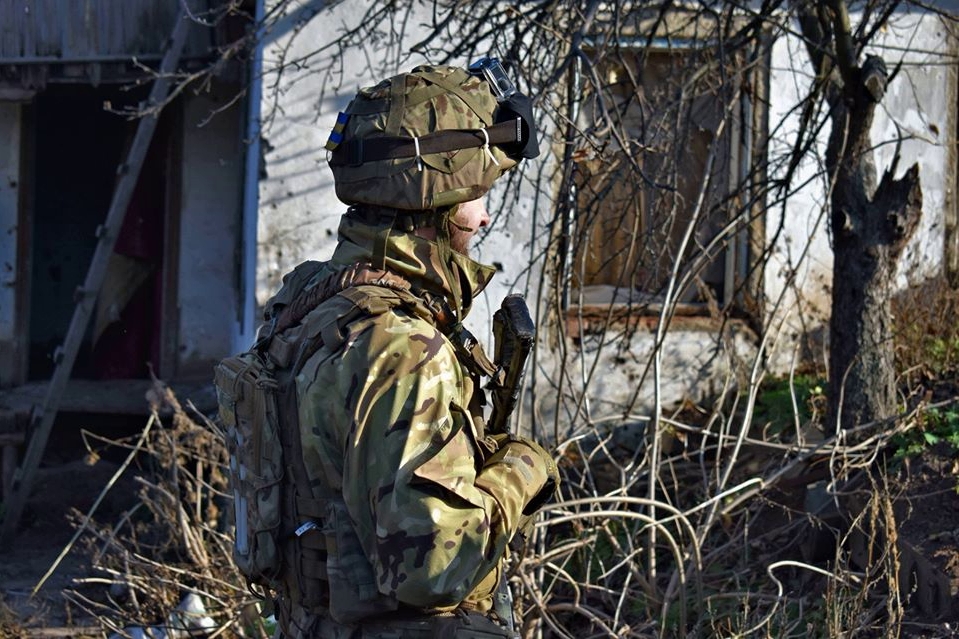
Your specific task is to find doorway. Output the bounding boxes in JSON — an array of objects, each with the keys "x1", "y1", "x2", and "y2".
[{"x1": 27, "y1": 85, "x2": 172, "y2": 381}]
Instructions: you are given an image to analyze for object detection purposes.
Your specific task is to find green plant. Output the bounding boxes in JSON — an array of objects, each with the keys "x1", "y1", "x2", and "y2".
[
  {"x1": 751, "y1": 375, "x2": 827, "y2": 438},
  {"x1": 890, "y1": 405, "x2": 959, "y2": 460}
]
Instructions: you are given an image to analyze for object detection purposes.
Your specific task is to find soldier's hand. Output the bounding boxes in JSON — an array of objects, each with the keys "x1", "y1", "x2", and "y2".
[{"x1": 476, "y1": 434, "x2": 560, "y2": 525}]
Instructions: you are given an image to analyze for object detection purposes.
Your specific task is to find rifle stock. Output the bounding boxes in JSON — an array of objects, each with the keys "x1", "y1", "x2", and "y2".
[{"x1": 487, "y1": 294, "x2": 535, "y2": 435}]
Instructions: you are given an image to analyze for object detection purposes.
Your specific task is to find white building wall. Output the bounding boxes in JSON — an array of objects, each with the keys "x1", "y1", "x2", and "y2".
[
  {"x1": 763, "y1": 23, "x2": 835, "y2": 374},
  {"x1": 177, "y1": 89, "x2": 244, "y2": 377},
  {"x1": 0, "y1": 102, "x2": 21, "y2": 386},
  {"x1": 872, "y1": 11, "x2": 955, "y2": 285}
]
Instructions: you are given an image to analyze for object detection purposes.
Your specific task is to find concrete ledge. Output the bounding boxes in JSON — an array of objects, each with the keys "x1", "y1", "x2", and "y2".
[{"x1": 0, "y1": 378, "x2": 217, "y2": 417}]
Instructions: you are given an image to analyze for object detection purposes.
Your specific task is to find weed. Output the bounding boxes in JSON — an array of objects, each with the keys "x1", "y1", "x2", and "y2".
[
  {"x1": 0, "y1": 598, "x2": 26, "y2": 639},
  {"x1": 893, "y1": 275, "x2": 959, "y2": 380},
  {"x1": 890, "y1": 405, "x2": 959, "y2": 460},
  {"x1": 751, "y1": 374, "x2": 827, "y2": 437}
]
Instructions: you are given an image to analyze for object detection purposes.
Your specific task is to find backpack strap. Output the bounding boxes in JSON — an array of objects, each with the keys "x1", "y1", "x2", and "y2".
[{"x1": 275, "y1": 349, "x2": 330, "y2": 613}]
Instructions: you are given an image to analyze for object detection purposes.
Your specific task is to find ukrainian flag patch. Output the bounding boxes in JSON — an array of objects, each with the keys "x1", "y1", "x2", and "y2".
[{"x1": 325, "y1": 112, "x2": 350, "y2": 151}]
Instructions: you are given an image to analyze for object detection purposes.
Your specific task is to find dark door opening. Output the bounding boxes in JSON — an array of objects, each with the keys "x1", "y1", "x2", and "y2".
[{"x1": 28, "y1": 85, "x2": 169, "y2": 381}]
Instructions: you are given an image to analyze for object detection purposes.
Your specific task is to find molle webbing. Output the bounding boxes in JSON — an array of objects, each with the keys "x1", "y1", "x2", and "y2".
[
  {"x1": 271, "y1": 263, "x2": 412, "y2": 336},
  {"x1": 280, "y1": 383, "x2": 329, "y2": 612}
]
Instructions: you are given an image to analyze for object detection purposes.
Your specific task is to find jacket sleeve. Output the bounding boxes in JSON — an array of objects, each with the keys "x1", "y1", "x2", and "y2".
[{"x1": 333, "y1": 310, "x2": 518, "y2": 608}]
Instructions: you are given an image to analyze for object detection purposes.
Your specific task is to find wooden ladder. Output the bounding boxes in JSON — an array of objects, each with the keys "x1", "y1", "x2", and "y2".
[{"x1": 0, "y1": 11, "x2": 192, "y2": 548}]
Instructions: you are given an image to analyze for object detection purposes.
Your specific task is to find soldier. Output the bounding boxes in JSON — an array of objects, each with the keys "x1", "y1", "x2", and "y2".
[{"x1": 256, "y1": 63, "x2": 560, "y2": 638}]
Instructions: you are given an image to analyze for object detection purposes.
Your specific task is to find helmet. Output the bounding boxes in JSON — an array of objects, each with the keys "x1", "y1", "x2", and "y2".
[{"x1": 326, "y1": 64, "x2": 537, "y2": 210}]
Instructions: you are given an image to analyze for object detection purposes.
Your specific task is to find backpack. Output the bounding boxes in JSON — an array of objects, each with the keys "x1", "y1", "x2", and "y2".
[
  {"x1": 213, "y1": 348, "x2": 285, "y2": 588},
  {"x1": 213, "y1": 262, "x2": 453, "y2": 623},
  {"x1": 213, "y1": 261, "x2": 326, "y2": 593}
]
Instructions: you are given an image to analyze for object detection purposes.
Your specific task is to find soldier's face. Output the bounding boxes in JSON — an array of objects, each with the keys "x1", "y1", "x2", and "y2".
[{"x1": 450, "y1": 198, "x2": 490, "y2": 254}]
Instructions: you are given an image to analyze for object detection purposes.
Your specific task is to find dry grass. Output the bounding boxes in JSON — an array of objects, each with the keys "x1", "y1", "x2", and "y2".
[
  {"x1": 54, "y1": 384, "x2": 949, "y2": 639},
  {"x1": 0, "y1": 598, "x2": 26, "y2": 639},
  {"x1": 894, "y1": 275, "x2": 959, "y2": 387},
  {"x1": 58, "y1": 382, "x2": 266, "y2": 638}
]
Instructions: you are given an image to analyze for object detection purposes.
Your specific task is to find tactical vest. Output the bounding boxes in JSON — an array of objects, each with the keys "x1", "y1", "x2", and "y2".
[{"x1": 214, "y1": 260, "x2": 502, "y2": 637}]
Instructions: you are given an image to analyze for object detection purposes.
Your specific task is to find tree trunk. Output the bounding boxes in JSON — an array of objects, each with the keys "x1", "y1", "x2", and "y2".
[{"x1": 824, "y1": 53, "x2": 922, "y2": 430}]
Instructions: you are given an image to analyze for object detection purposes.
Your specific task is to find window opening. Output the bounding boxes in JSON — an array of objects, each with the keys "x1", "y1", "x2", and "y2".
[{"x1": 569, "y1": 44, "x2": 755, "y2": 314}]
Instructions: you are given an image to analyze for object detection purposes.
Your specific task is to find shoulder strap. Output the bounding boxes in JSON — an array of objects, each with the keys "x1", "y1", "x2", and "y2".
[{"x1": 262, "y1": 261, "x2": 325, "y2": 323}]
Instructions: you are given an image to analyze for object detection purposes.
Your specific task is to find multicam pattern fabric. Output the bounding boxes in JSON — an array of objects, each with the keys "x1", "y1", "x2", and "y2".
[{"x1": 265, "y1": 211, "x2": 549, "y2": 636}]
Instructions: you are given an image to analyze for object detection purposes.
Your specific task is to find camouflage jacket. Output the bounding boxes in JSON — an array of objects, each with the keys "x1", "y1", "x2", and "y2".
[{"x1": 266, "y1": 211, "x2": 522, "y2": 618}]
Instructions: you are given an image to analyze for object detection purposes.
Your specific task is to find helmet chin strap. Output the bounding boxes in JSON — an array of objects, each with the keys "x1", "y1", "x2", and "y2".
[
  {"x1": 448, "y1": 219, "x2": 474, "y2": 233},
  {"x1": 433, "y1": 206, "x2": 466, "y2": 319}
]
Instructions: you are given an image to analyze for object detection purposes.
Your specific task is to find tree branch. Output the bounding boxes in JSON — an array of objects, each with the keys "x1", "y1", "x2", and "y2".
[
  {"x1": 876, "y1": 163, "x2": 922, "y2": 257},
  {"x1": 825, "y1": 0, "x2": 858, "y2": 89}
]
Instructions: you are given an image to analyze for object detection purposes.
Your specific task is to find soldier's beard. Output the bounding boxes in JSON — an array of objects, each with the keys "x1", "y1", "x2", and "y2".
[
  {"x1": 450, "y1": 228, "x2": 472, "y2": 255},
  {"x1": 413, "y1": 219, "x2": 474, "y2": 254}
]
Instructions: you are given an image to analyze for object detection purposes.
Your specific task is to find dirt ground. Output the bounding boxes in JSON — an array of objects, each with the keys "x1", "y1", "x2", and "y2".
[
  {"x1": 1, "y1": 431, "x2": 143, "y2": 638},
  {"x1": 893, "y1": 441, "x2": 959, "y2": 631}
]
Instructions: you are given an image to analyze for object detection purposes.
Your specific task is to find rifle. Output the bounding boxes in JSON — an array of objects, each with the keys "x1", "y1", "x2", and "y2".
[
  {"x1": 487, "y1": 294, "x2": 536, "y2": 435},
  {"x1": 486, "y1": 294, "x2": 537, "y2": 638}
]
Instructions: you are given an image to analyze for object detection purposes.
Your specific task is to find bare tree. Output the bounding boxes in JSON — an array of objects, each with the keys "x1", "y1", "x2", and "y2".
[{"x1": 795, "y1": 0, "x2": 923, "y2": 431}]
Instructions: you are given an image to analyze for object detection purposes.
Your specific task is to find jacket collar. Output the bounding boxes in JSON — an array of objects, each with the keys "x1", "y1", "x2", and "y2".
[{"x1": 330, "y1": 210, "x2": 496, "y2": 321}]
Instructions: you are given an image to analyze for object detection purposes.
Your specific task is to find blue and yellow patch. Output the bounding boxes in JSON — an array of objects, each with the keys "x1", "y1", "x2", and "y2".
[{"x1": 325, "y1": 112, "x2": 350, "y2": 151}]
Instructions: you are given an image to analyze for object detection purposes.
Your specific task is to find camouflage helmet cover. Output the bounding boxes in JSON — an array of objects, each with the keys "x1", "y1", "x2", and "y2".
[{"x1": 327, "y1": 65, "x2": 521, "y2": 210}]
